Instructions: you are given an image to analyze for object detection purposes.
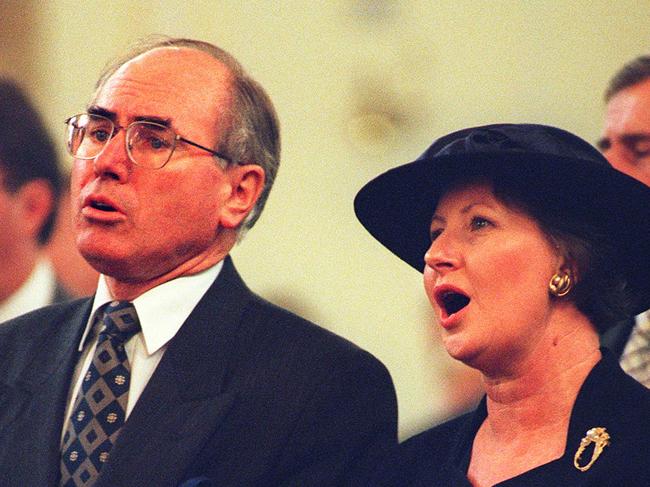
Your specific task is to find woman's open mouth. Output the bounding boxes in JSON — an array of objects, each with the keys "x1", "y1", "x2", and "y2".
[{"x1": 434, "y1": 286, "x2": 471, "y2": 321}]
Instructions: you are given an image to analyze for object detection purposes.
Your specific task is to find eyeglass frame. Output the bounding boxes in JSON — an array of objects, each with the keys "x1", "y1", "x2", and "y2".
[{"x1": 64, "y1": 112, "x2": 233, "y2": 169}]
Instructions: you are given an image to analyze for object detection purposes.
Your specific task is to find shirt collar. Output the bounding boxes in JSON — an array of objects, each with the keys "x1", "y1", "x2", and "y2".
[{"x1": 78, "y1": 260, "x2": 224, "y2": 354}]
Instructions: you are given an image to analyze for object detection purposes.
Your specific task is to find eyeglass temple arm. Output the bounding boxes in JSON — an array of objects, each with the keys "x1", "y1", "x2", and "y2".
[{"x1": 178, "y1": 136, "x2": 232, "y2": 164}]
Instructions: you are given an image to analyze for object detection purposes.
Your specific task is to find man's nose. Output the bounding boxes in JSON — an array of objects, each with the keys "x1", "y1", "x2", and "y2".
[{"x1": 92, "y1": 130, "x2": 131, "y2": 182}]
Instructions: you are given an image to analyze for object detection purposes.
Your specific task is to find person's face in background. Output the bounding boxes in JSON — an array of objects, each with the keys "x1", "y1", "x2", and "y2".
[
  {"x1": 0, "y1": 167, "x2": 26, "y2": 263},
  {"x1": 0, "y1": 164, "x2": 55, "y2": 300},
  {"x1": 422, "y1": 182, "x2": 560, "y2": 374},
  {"x1": 599, "y1": 78, "x2": 650, "y2": 187}
]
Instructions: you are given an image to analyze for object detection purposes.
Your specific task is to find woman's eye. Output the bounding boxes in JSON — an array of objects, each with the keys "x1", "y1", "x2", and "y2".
[
  {"x1": 430, "y1": 228, "x2": 443, "y2": 242},
  {"x1": 470, "y1": 216, "x2": 492, "y2": 231}
]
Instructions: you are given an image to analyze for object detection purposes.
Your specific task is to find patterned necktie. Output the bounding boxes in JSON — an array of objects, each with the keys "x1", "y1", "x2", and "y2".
[
  {"x1": 620, "y1": 311, "x2": 650, "y2": 387},
  {"x1": 60, "y1": 301, "x2": 141, "y2": 486}
]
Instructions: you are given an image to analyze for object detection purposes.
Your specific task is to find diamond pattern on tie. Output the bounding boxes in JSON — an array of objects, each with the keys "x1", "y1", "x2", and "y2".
[
  {"x1": 60, "y1": 301, "x2": 140, "y2": 486},
  {"x1": 620, "y1": 311, "x2": 650, "y2": 388}
]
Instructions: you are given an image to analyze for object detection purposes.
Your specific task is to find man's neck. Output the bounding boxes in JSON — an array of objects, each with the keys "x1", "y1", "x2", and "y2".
[{"x1": 104, "y1": 250, "x2": 230, "y2": 301}]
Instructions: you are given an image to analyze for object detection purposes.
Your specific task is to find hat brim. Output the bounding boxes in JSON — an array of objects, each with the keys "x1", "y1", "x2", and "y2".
[{"x1": 354, "y1": 152, "x2": 650, "y2": 315}]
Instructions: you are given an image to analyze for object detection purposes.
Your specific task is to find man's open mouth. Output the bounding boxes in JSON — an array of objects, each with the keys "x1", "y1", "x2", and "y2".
[{"x1": 90, "y1": 201, "x2": 117, "y2": 212}]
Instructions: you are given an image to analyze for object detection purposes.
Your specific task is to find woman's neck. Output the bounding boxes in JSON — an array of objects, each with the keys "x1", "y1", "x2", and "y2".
[
  {"x1": 482, "y1": 310, "x2": 601, "y2": 437},
  {"x1": 466, "y1": 308, "x2": 601, "y2": 487}
]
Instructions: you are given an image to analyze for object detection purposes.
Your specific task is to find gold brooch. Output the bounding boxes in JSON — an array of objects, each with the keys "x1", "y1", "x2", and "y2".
[{"x1": 573, "y1": 427, "x2": 610, "y2": 472}]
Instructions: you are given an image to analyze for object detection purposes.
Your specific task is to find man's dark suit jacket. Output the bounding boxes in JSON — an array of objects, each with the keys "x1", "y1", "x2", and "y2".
[{"x1": 0, "y1": 257, "x2": 397, "y2": 486}]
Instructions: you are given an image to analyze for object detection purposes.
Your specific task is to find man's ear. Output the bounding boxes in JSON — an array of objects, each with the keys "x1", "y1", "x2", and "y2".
[
  {"x1": 16, "y1": 179, "x2": 55, "y2": 241},
  {"x1": 219, "y1": 164, "x2": 265, "y2": 229}
]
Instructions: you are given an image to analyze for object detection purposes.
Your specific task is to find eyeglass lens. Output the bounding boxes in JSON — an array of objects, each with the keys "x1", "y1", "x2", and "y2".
[{"x1": 66, "y1": 114, "x2": 176, "y2": 168}]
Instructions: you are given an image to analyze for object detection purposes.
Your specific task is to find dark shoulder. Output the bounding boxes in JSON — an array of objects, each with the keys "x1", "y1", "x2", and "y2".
[
  {"x1": 596, "y1": 351, "x2": 650, "y2": 416},
  {"x1": 401, "y1": 413, "x2": 470, "y2": 461},
  {"x1": 607, "y1": 361, "x2": 650, "y2": 431},
  {"x1": 244, "y1": 292, "x2": 384, "y2": 367},
  {"x1": 372, "y1": 413, "x2": 471, "y2": 486},
  {"x1": 225, "y1": 291, "x2": 395, "y2": 415},
  {"x1": 222, "y1": 258, "x2": 385, "y2": 369}
]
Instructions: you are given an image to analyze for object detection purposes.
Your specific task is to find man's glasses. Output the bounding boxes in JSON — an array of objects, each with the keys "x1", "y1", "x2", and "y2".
[{"x1": 64, "y1": 113, "x2": 232, "y2": 169}]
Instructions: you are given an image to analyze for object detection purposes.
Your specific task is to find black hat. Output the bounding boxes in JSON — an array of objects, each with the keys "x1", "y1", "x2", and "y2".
[{"x1": 354, "y1": 123, "x2": 650, "y2": 314}]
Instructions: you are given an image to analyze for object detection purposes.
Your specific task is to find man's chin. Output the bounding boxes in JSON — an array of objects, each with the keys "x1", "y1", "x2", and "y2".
[{"x1": 78, "y1": 248, "x2": 135, "y2": 279}]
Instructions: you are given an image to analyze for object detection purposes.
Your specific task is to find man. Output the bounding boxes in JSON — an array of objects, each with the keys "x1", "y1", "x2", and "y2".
[
  {"x1": 598, "y1": 55, "x2": 650, "y2": 386},
  {"x1": 0, "y1": 78, "x2": 70, "y2": 322},
  {"x1": 598, "y1": 55, "x2": 650, "y2": 187},
  {"x1": 0, "y1": 38, "x2": 397, "y2": 486}
]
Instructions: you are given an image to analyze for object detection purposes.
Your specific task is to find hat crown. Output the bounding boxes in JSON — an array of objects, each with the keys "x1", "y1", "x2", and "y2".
[{"x1": 419, "y1": 124, "x2": 607, "y2": 168}]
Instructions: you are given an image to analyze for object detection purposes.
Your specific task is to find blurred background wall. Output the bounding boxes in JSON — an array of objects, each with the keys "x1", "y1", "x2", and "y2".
[{"x1": 2, "y1": 0, "x2": 648, "y2": 439}]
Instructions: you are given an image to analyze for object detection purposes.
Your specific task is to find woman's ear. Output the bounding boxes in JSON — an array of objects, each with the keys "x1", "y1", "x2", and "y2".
[
  {"x1": 551, "y1": 239, "x2": 579, "y2": 282},
  {"x1": 558, "y1": 252, "x2": 579, "y2": 284},
  {"x1": 219, "y1": 164, "x2": 266, "y2": 229}
]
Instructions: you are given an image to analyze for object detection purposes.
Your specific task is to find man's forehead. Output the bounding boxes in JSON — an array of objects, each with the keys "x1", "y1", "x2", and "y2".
[
  {"x1": 120, "y1": 46, "x2": 228, "y2": 77},
  {"x1": 608, "y1": 79, "x2": 650, "y2": 113},
  {"x1": 93, "y1": 47, "x2": 233, "y2": 127},
  {"x1": 604, "y1": 79, "x2": 650, "y2": 132}
]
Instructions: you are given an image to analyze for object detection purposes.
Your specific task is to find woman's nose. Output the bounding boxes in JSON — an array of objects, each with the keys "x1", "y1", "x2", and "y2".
[{"x1": 423, "y1": 234, "x2": 461, "y2": 274}]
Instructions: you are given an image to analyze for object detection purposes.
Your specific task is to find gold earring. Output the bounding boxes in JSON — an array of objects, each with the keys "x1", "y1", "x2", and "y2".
[{"x1": 549, "y1": 270, "x2": 572, "y2": 297}]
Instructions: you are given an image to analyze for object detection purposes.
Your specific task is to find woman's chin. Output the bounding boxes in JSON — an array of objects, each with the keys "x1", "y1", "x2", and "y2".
[
  {"x1": 444, "y1": 339, "x2": 471, "y2": 362},
  {"x1": 443, "y1": 337, "x2": 484, "y2": 370}
]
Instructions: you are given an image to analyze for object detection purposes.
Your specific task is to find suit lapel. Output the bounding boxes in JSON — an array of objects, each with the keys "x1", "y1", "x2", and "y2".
[
  {"x1": 0, "y1": 299, "x2": 92, "y2": 485},
  {"x1": 96, "y1": 257, "x2": 250, "y2": 486}
]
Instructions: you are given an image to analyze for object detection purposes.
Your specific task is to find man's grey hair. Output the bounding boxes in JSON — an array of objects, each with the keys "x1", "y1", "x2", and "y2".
[
  {"x1": 93, "y1": 36, "x2": 281, "y2": 236},
  {"x1": 605, "y1": 55, "x2": 650, "y2": 102}
]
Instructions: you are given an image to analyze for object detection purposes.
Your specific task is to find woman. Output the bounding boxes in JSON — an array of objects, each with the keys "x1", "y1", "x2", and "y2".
[{"x1": 354, "y1": 124, "x2": 650, "y2": 486}]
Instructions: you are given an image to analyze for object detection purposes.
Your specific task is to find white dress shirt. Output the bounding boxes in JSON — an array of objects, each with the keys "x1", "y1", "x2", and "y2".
[
  {"x1": 62, "y1": 261, "x2": 223, "y2": 433},
  {"x1": 0, "y1": 257, "x2": 59, "y2": 323}
]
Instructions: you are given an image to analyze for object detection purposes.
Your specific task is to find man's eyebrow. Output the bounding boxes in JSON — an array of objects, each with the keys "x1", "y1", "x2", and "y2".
[
  {"x1": 133, "y1": 115, "x2": 172, "y2": 127},
  {"x1": 85, "y1": 106, "x2": 172, "y2": 128},
  {"x1": 621, "y1": 133, "x2": 650, "y2": 145},
  {"x1": 87, "y1": 106, "x2": 117, "y2": 121}
]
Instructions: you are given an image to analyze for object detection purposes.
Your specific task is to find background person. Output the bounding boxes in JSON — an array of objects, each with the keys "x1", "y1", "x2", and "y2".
[
  {"x1": 598, "y1": 55, "x2": 650, "y2": 386},
  {"x1": 599, "y1": 55, "x2": 650, "y2": 186},
  {"x1": 0, "y1": 78, "x2": 71, "y2": 322},
  {"x1": 46, "y1": 180, "x2": 99, "y2": 298},
  {"x1": 0, "y1": 37, "x2": 397, "y2": 486},
  {"x1": 355, "y1": 124, "x2": 650, "y2": 486}
]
